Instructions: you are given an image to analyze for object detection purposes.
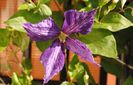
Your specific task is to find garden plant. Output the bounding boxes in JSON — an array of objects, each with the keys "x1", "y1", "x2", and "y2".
[{"x1": 0, "y1": 0, "x2": 133, "y2": 85}]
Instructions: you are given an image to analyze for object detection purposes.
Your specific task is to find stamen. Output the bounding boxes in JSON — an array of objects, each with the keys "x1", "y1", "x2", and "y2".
[{"x1": 58, "y1": 32, "x2": 68, "y2": 43}]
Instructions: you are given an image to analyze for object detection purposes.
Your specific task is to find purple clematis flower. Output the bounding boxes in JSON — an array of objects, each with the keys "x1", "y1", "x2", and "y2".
[{"x1": 23, "y1": 9, "x2": 99, "y2": 83}]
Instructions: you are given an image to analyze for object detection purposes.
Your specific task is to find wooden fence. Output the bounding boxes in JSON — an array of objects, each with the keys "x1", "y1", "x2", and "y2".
[{"x1": 0, "y1": 0, "x2": 116, "y2": 85}]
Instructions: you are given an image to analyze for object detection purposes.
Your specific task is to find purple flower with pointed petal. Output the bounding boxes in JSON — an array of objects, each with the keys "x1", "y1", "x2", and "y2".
[{"x1": 23, "y1": 9, "x2": 99, "y2": 84}]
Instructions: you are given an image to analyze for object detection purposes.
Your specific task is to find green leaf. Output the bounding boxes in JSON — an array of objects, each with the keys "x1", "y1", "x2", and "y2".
[
  {"x1": 68, "y1": 55, "x2": 90, "y2": 85},
  {"x1": 93, "y1": 12, "x2": 133, "y2": 32},
  {"x1": 60, "y1": 81, "x2": 75, "y2": 85},
  {"x1": 69, "y1": 55, "x2": 79, "y2": 69},
  {"x1": 11, "y1": 72, "x2": 21, "y2": 85},
  {"x1": 18, "y1": 2, "x2": 36, "y2": 10},
  {"x1": 79, "y1": 29, "x2": 118, "y2": 58},
  {"x1": 22, "y1": 57, "x2": 32, "y2": 75},
  {"x1": 101, "y1": 57, "x2": 125, "y2": 78},
  {"x1": 5, "y1": 10, "x2": 45, "y2": 32},
  {"x1": 108, "y1": 3, "x2": 117, "y2": 12},
  {"x1": 0, "y1": 29, "x2": 10, "y2": 51},
  {"x1": 12, "y1": 31, "x2": 30, "y2": 51},
  {"x1": 18, "y1": 73, "x2": 33, "y2": 85},
  {"x1": 99, "y1": 0, "x2": 110, "y2": 7},
  {"x1": 38, "y1": 4, "x2": 52, "y2": 16},
  {"x1": 5, "y1": 17, "x2": 26, "y2": 32},
  {"x1": 36, "y1": 40, "x2": 52, "y2": 52},
  {"x1": 52, "y1": 11, "x2": 64, "y2": 28},
  {"x1": 124, "y1": 76, "x2": 133, "y2": 85}
]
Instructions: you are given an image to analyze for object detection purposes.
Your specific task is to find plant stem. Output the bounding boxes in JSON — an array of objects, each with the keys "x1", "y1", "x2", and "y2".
[
  {"x1": 98, "y1": 7, "x2": 102, "y2": 21},
  {"x1": 60, "y1": 49, "x2": 69, "y2": 81}
]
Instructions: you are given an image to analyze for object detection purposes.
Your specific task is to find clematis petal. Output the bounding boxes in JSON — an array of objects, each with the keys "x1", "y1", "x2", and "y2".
[
  {"x1": 66, "y1": 37, "x2": 98, "y2": 65},
  {"x1": 23, "y1": 17, "x2": 60, "y2": 41},
  {"x1": 62, "y1": 9, "x2": 96, "y2": 35},
  {"x1": 40, "y1": 40, "x2": 65, "y2": 83}
]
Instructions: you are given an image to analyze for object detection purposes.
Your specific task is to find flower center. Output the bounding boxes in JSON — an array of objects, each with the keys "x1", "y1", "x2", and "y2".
[{"x1": 58, "y1": 32, "x2": 68, "y2": 43}]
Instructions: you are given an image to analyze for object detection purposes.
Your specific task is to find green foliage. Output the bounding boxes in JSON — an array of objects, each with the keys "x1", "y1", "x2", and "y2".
[
  {"x1": 22, "y1": 57, "x2": 32, "y2": 75},
  {"x1": 36, "y1": 40, "x2": 52, "y2": 52},
  {"x1": 18, "y1": 2, "x2": 36, "y2": 10},
  {"x1": 37, "y1": 4, "x2": 52, "y2": 16},
  {"x1": 98, "y1": 0, "x2": 110, "y2": 7},
  {"x1": 1, "y1": 0, "x2": 133, "y2": 84},
  {"x1": 0, "y1": 29, "x2": 10, "y2": 51},
  {"x1": 79, "y1": 29, "x2": 118, "y2": 58},
  {"x1": 12, "y1": 31, "x2": 30, "y2": 51},
  {"x1": 5, "y1": 10, "x2": 45, "y2": 32},
  {"x1": 68, "y1": 55, "x2": 96, "y2": 85},
  {"x1": 11, "y1": 73, "x2": 21, "y2": 85},
  {"x1": 5, "y1": 16, "x2": 26, "y2": 32},
  {"x1": 93, "y1": 12, "x2": 133, "y2": 32},
  {"x1": 60, "y1": 81, "x2": 75, "y2": 85},
  {"x1": 52, "y1": 11, "x2": 64, "y2": 28},
  {"x1": 124, "y1": 76, "x2": 133, "y2": 85},
  {"x1": 101, "y1": 57, "x2": 125, "y2": 78},
  {"x1": 11, "y1": 58, "x2": 33, "y2": 85}
]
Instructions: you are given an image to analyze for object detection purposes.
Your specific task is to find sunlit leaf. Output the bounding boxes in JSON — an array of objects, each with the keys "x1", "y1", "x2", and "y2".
[
  {"x1": 5, "y1": 10, "x2": 45, "y2": 32},
  {"x1": 11, "y1": 72, "x2": 21, "y2": 85},
  {"x1": 79, "y1": 29, "x2": 118, "y2": 58},
  {"x1": 108, "y1": 3, "x2": 117, "y2": 12},
  {"x1": 93, "y1": 12, "x2": 133, "y2": 32},
  {"x1": 38, "y1": 4, "x2": 52, "y2": 16},
  {"x1": 99, "y1": 0, "x2": 110, "y2": 7},
  {"x1": 18, "y1": 2, "x2": 36, "y2": 10}
]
